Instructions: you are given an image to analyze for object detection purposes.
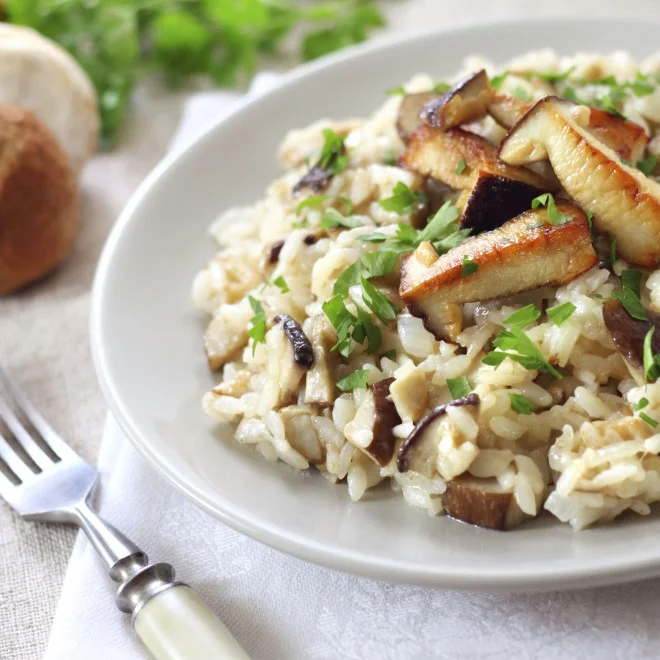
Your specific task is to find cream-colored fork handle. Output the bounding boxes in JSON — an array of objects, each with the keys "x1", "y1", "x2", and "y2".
[{"x1": 134, "y1": 585, "x2": 250, "y2": 660}]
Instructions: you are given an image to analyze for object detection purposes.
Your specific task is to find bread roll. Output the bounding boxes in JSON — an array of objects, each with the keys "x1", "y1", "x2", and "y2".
[{"x1": 0, "y1": 105, "x2": 79, "y2": 294}]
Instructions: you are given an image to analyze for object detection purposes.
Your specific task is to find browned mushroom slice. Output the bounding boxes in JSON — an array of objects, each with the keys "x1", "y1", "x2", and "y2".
[
  {"x1": 303, "y1": 314, "x2": 339, "y2": 406},
  {"x1": 400, "y1": 203, "x2": 597, "y2": 331},
  {"x1": 602, "y1": 298, "x2": 660, "y2": 370},
  {"x1": 421, "y1": 70, "x2": 494, "y2": 130},
  {"x1": 442, "y1": 476, "x2": 527, "y2": 530},
  {"x1": 396, "y1": 91, "x2": 440, "y2": 143},
  {"x1": 400, "y1": 125, "x2": 552, "y2": 191},
  {"x1": 499, "y1": 96, "x2": 660, "y2": 266},
  {"x1": 488, "y1": 93, "x2": 530, "y2": 128},
  {"x1": 397, "y1": 393, "x2": 479, "y2": 475},
  {"x1": 459, "y1": 170, "x2": 545, "y2": 233},
  {"x1": 344, "y1": 378, "x2": 402, "y2": 467}
]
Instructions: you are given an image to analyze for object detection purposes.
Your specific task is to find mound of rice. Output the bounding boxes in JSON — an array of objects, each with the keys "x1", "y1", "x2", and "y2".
[{"x1": 193, "y1": 49, "x2": 660, "y2": 531}]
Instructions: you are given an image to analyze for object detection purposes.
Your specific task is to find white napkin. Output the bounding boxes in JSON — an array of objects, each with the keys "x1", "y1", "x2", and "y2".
[{"x1": 45, "y1": 75, "x2": 660, "y2": 660}]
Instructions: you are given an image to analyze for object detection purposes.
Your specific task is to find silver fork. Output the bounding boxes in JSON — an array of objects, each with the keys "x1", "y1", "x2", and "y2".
[{"x1": 0, "y1": 368, "x2": 249, "y2": 660}]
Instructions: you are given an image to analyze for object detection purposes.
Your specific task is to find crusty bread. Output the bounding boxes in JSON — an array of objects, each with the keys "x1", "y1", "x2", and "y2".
[
  {"x1": 0, "y1": 24, "x2": 98, "y2": 173},
  {"x1": 0, "y1": 105, "x2": 78, "y2": 294}
]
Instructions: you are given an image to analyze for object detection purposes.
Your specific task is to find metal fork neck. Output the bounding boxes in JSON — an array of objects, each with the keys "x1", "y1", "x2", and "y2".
[{"x1": 72, "y1": 499, "x2": 183, "y2": 619}]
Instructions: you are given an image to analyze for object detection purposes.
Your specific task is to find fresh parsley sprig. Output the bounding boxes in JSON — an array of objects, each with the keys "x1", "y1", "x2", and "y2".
[
  {"x1": 531, "y1": 193, "x2": 573, "y2": 226},
  {"x1": 380, "y1": 182, "x2": 428, "y2": 215},
  {"x1": 247, "y1": 296, "x2": 267, "y2": 355}
]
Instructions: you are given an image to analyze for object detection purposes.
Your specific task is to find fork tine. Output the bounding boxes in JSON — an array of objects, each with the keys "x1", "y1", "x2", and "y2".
[
  {"x1": 0, "y1": 367, "x2": 70, "y2": 460},
  {"x1": 0, "y1": 429, "x2": 33, "y2": 483},
  {"x1": 0, "y1": 397, "x2": 52, "y2": 471}
]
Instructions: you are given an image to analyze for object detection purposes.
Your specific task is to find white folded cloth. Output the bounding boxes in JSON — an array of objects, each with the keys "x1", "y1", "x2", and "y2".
[{"x1": 45, "y1": 75, "x2": 660, "y2": 660}]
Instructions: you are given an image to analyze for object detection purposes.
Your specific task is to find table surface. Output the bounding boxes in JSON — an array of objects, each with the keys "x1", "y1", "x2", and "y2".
[{"x1": 3, "y1": 1, "x2": 660, "y2": 657}]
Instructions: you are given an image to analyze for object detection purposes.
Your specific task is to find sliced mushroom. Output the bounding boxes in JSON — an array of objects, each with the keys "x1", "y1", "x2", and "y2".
[
  {"x1": 274, "y1": 314, "x2": 314, "y2": 367},
  {"x1": 397, "y1": 393, "x2": 479, "y2": 475},
  {"x1": 281, "y1": 406, "x2": 325, "y2": 464},
  {"x1": 400, "y1": 125, "x2": 552, "y2": 192},
  {"x1": 488, "y1": 93, "x2": 529, "y2": 129},
  {"x1": 344, "y1": 378, "x2": 402, "y2": 467},
  {"x1": 265, "y1": 239, "x2": 285, "y2": 266},
  {"x1": 421, "y1": 70, "x2": 494, "y2": 131},
  {"x1": 303, "y1": 314, "x2": 339, "y2": 406},
  {"x1": 499, "y1": 96, "x2": 660, "y2": 266},
  {"x1": 458, "y1": 170, "x2": 545, "y2": 233},
  {"x1": 389, "y1": 366, "x2": 429, "y2": 421},
  {"x1": 204, "y1": 299, "x2": 252, "y2": 371},
  {"x1": 442, "y1": 475, "x2": 526, "y2": 530},
  {"x1": 602, "y1": 298, "x2": 660, "y2": 370},
  {"x1": 396, "y1": 91, "x2": 440, "y2": 143},
  {"x1": 400, "y1": 204, "x2": 597, "y2": 329}
]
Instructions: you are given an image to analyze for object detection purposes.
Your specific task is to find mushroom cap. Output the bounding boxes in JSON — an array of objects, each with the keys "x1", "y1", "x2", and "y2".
[
  {"x1": 0, "y1": 105, "x2": 79, "y2": 294},
  {"x1": 0, "y1": 24, "x2": 98, "y2": 173}
]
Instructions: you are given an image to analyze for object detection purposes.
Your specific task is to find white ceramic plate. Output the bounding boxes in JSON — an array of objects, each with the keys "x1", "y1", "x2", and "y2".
[{"x1": 91, "y1": 18, "x2": 660, "y2": 592}]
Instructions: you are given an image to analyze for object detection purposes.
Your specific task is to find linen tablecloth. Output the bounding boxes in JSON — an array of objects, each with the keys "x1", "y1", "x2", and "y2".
[{"x1": 3, "y1": 1, "x2": 660, "y2": 657}]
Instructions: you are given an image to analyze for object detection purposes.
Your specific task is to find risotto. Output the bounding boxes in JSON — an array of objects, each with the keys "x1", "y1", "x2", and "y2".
[{"x1": 193, "y1": 49, "x2": 660, "y2": 531}]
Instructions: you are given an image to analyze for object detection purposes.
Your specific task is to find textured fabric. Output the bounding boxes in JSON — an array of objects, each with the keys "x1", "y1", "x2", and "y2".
[
  {"x1": 45, "y1": 417, "x2": 660, "y2": 660},
  {"x1": 3, "y1": 1, "x2": 660, "y2": 658}
]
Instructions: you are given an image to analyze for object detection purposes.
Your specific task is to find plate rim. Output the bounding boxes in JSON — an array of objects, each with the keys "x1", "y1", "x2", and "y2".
[{"x1": 90, "y1": 16, "x2": 660, "y2": 592}]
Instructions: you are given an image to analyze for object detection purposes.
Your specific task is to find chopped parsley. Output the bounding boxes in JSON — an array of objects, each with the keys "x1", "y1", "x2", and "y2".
[
  {"x1": 362, "y1": 251, "x2": 397, "y2": 278},
  {"x1": 360, "y1": 275, "x2": 400, "y2": 324},
  {"x1": 358, "y1": 232, "x2": 388, "y2": 243},
  {"x1": 503, "y1": 304, "x2": 540, "y2": 328},
  {"x1": 337, "y1": 369, "x2": 370, "y2": 392},
  {"x1": 247, "y1": 296, "x2": 267, "y2": 355},
  {"x1": 643, "y1": 327, "x2": 660, "y2": 382},
  {"x1": 509, "y1": 393, "x2": 535, "y2": 415},
  {"x1": 273, "y1": 276, "x2": 289, "y2": 294},
  {"x1": 524, "y1": 67, "x2": 575, "y2": 84},
  {"x1": 318, "y1": 128, "x2": 348, "y2": 174},
  {"x1": 634, "y1": 397, "x2": 650, "y2": 411},
  {"x1": 547, "y1": 302, "x2": 577, "y2": 327},
  {"x1": 383, "y1": 147, "x2": 397, "y2": 166},
  {"x1": 490, "y1": 71, "x2": 510, "y2": 90},
  {"x1": 386, "y1": 85, "x2": 406, "y2": 95},
  {"x1": 512, "y1": 86, "x2": 532, "y2": 102},
  {"x1": 461, "y1": 256, "x2": 478, "y2": 276},
  {"x1": 586, "y1": 209, "x2": 593, "y2": 229},
  {"x1": 380, "y1": 181, "x2": 428, "y2": 215},
  {"x1": 637, "y1": 155, "x2": 658, "y2": 176},
  {"x1": 531, "y1": 193, "x2": 573, "y2": 226},
  {"x1": 380, "y1": 349, "x2": 397, "y2": 360},
  {"x1": 323, "y1": 296, "x2": 361, "y2": 356},
  {"x1": 447, "y1": 376, "x2": 472, "y2": 400},
  {"x1": 333, "y1": 261, "x2": 364, "y2": 297},
  {"x1": 482, "y1": 326, "x2": 562, "y2": 378},
  {"x1": 296, "y1": 195, "x2": 329, "y2": 214},
  {"x1": 608, "y1": 236, "x2": 617, "y2": 264},
  {"x1": 320, "y1": 207, "x2": 363, "y2": 230},
  {"x1": 614, "y1": 268, "x2": 647, "y2": 321},
  {"x1": 640, "y1": 412, "x2": 658, "y2": 428},
  {"x1": 454, "y1": 158, "x2": 468, "y2": 175},
  {"x1": 433, "y1": 81, "x2": 451, "y2": 93}
]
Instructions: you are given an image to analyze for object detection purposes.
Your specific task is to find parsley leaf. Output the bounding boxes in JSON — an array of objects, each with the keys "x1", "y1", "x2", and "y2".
[
  {"x1": 362, "y1": 251, "x2": 397, "y2": 278},
  {"x1": 547, "y1": 302, "x2": 577, "y2": 326},
  {"x1": 586, "y1": 209, "x2": 593, "y2": 229},
  {"x1": 320, "y1": 207, "x2": 363, "y2": 230},
  {"x1": 383, "y1": 147, "x2": 397, "y2": 166},
  {"x1": 273, "y1": 275, "x2": 289, "y2": 294},
  {"x1": 247, "y1": 296, "x2": 267, "y2": 355},
  {"x1": 433, "y1": 81, "x2": 451, "y2": 93},
  {"x1": 644, "y1": 327, "x2": 660, "y2": 382},
  {"x1": 490, "y1": 71, "x2": 510, "y2": 90},
  {"x1": 386, "y1": 85, "x2": 406, "y2": 95},
  {"x1": 337, "y1": 369, "x2": 370, "y2": 392},
  {"x1": 512, "y1": 86, "x2": 532, "y2": 102},
  {"x1": 637, "y1": 155, "x2": 658, "y2": 176},
  {"x1": 640, "y1": 412, "x2": 658, "y2": 428},
  {"x1": 509, "y1": 393, "x2": 536, "y2": 415},
  {"x1": 360, "y1": 275, "x2": 400, "y2": 325},
  {"x1": 525, "y1": 67, "x2": 575, "y2": 84},
  {"x1": 634, "y1": 397, "x2": 650, "y2": 411},
  {"x1": 296, "y1": 195, "x2": 329, "y2": 214},
  {"x1": 483, "y1": 326, "x2": 562, "y2": 378},
  {"x1": 318, "y1": 128, "x2": 348, "y2": 174},
  {"x1": 503, "y1": 304, "x2": 541, "y2": 328},
  {"x1": 531, "y1": 193, "x2": 573, "y2": 225},
  {"x1": 322, "y1": 295, "x2": 357, "y2": 357},
  {"x1": 358, "y1": 232, "x2": 388, "y2": 243},
  {"x1": 461, "y1": 256, "x2": 478, "y2": 276},
  {"x1": 380, "y1": 182, "x2": 428, "y2": 215},
  {"x1": 333, "y1": 261, "x2": 363, "y2": 298},
  {"x1": 354, "y1": 306, "x2": 381, "y2": 354},
  {"x1": 454, "y1": 158, "x2": 468, "y2": 175},
  {"x1": 417, "y1": 201, "x2": 460, "y2": 243},
  {"x1": 613, "y1": 268, "x2": 647, "y2": 321},
  {"x1": 621, "y1": 269, "x2": 643, "y2": 299},
  {"x1": 447, "y1": 376, "x2": 472, "y2": 399},
  {"x1": 380, "y1": 349, "x2": 397, "y2": 360}
]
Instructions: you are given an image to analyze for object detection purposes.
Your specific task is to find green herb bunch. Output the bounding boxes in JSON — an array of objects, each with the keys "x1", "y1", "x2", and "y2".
[{"x1": 5, "y1": 0, "x2": 384, "y2": 146}]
